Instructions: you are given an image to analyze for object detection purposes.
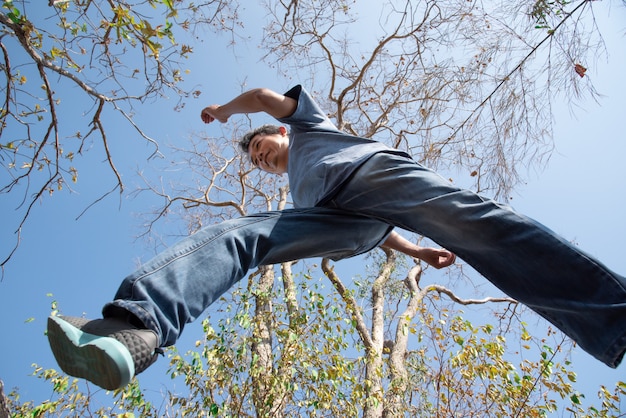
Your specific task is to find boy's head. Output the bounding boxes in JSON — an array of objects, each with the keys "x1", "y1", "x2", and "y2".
[
  {"x1": 240, "y1": 124, "x2": 290, "y2": 174},
  {"x1": 239, "y1": 124, "x2": 283, "y2": 153}
]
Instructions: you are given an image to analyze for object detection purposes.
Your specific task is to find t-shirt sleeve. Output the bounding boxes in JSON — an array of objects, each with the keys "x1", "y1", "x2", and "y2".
[{"x1": 277, "y1": 85, "x2": 340, "y2": 134}]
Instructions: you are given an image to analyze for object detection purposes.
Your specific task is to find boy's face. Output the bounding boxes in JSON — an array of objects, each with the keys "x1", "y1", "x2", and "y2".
[{"x1": 248, "y1": 126, "x2": 289, "y2": 174}]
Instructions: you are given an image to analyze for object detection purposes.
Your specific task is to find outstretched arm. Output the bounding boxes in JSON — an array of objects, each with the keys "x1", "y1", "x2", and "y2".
[
  {"x1": 382, "y1": 231, "x2": 456, "y2": 269},
  {"x1": 200, "y1": 88, "x2": 297, "y2": 124}
]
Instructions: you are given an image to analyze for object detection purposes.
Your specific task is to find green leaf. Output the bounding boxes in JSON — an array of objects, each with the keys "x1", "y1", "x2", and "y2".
[{"x1": 7, "y1": 10, "x2": 21, "y2": 24}]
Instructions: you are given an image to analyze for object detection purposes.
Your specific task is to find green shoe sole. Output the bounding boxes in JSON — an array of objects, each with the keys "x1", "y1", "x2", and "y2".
[{"x1": 47, "y1": 316, "x2": 135, "y2": 390}]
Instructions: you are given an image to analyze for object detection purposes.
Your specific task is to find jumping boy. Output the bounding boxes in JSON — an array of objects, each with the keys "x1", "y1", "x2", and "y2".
[{"x1": 47, "y1": 85, "x2": 626, "y2": 391}]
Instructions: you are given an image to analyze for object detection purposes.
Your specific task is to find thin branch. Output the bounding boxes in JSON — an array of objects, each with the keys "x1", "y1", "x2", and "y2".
[
  {"x1": 443, "y1": 0, "x2": 592, "y2": 149},
  {"x1": 321, "y1": 257, "x2": 374, "y2": 349},
  {"x1": 0, "y1": 13, "x2": 112, "y2": 103},
  {"x1": 423, "y1": 283, "x2": 517, "y2": 306}
]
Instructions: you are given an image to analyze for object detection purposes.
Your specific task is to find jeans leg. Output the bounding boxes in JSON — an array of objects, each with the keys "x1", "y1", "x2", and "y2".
[
  {"x1": 103, "y1": 208, "x2": 393, "y2": 347},
  {"x1": 329, "y1": 152, "x2": 626, "y2": 367}
]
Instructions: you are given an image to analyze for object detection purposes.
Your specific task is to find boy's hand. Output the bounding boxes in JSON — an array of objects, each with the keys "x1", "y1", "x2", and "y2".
[
  {"x1": 381, "y1": 231, "x2": 456, "y2": 269},
  {"x1": 200, "y1": 105, "x2": 227, "y2": 124},
  {"x1": 416, "y1": 247, "x2": 456, "y2": 269}
]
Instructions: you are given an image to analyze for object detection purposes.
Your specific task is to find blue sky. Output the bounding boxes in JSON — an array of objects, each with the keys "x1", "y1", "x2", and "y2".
[{"x1": 1, "y1": 1, "x2": 625, "y2": 412}]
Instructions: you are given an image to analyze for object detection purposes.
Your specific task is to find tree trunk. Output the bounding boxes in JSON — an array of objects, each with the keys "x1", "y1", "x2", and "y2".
[
  {"x1": 251, "y1": 266, "x2": 283, "y2": 418},
  {"x1": 364, "y1": 248, "x2": 396, "y2": 418},
  {"x1": 384, "y1": 263, "x2": 423, "y2": 417},
  {"x1": 0, "y1": 380, "x2": 10, "y2": 418}
]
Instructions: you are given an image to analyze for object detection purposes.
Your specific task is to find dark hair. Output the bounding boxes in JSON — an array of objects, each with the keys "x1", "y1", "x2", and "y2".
[{"x1": 239, "y1": 124, "x2": 283, "y2": 153}]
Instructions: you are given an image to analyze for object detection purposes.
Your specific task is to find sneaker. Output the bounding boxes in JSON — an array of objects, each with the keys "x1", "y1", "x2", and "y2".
[{"x1": 47, "y1": 315, "x2": 160, "y2": 390}]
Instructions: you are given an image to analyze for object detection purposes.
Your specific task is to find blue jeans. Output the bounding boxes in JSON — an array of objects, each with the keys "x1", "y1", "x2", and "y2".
[{"x1": 104, "y1": 153, "x2": 626, "y2": 367}]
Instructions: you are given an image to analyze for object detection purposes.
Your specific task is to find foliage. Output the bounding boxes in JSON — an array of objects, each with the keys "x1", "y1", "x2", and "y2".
[
  {"x1": 7, "y1": 275, "x2": 626, "y2": 416},
  {"x1": 6, "y1": 367, "x2": 161, "y2": 416}
]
